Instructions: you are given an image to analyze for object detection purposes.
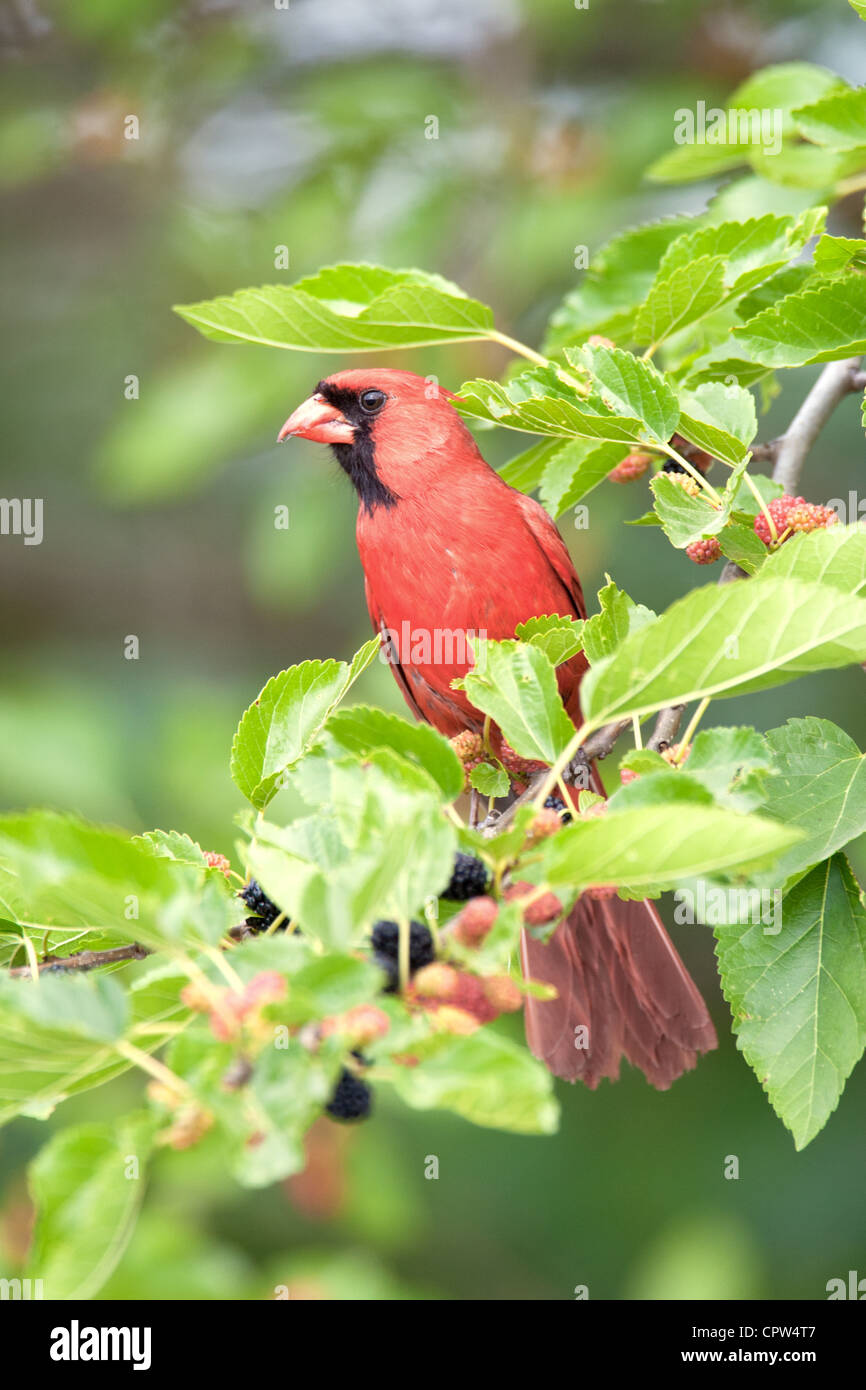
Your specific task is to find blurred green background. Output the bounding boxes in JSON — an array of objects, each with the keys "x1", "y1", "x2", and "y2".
[{"x1": 1, "y1": 0, "x2": 865, "y2": 1300}]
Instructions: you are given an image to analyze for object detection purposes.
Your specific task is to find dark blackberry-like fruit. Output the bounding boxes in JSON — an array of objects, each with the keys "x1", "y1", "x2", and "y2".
[
  {"x1": 370, "y1": 919, "x2": 434, "y2": 993},
  {"x1": 662, "y1": 458, "x2": 687, "y2": 474},
  {"x1": 544, "y1": 794, "x2": 573, "y2": 824},
  {"x1": 240, "y1": 879, "x2": 283, "y2": 932},
  {"x1": 326, "y1": 1067, "x2": 372, "y2": 1122},
  {"x1": 443, "y1": 852, "x2": 491, "y2": 901}
]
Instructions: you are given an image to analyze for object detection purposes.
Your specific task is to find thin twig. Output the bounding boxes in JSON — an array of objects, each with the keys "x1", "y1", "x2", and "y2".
[
  {"x1": 646, "y1": 705, "x2": 685, "y2": 752},
  {"x1": 8, "y1": 942, "x2": 151, "y2": 979},
  {"x1": 480, "y1": 716, "x2": 632, "y2": 835}
]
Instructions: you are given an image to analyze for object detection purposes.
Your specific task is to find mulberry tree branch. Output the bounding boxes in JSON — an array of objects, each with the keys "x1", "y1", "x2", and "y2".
[
  {"x1": 8, "y1": 942, "x2": 151, "y2": 979},
  {"x1": 772, "y1": 356, "x2": 864, "y2": 494}
]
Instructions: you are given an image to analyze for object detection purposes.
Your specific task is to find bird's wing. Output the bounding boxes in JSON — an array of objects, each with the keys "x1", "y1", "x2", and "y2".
[
  {"x1": 363, "y1": 576, "x2": 426, "y2": 721},
  {"x1": 513, "y1": 490, "x2": 587, "y2": 620}
]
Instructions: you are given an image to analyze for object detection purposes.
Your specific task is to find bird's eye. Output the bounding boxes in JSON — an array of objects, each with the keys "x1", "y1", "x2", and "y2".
[{"x1": 359, "y1": 388, "x2": 387, "y2": 414}]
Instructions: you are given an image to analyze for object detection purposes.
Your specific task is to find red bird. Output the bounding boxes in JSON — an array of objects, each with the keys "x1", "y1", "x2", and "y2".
[{"x1": 279, "y1": 368, "x2": 717, "y2": 1088}]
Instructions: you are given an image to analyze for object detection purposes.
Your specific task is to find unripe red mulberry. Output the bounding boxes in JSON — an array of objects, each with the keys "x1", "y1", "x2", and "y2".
[
  {"x1": 608, "y1": 451, "x2": 652, "y2": 483},
  {"x1": 452, "y1": 895, "x2": 499, "y2": 946},
  {"x1": 499, "y1": 740, "x2": 545, "y2": 784},
  {"x1": 504, "y1": 880, "x2": 564, "y2": 926},
  {"x1": 482, "y1": 975, "x2": 524, "y2": 1013},
  {"x1": 754, "y1": 494, "x2": 838, "y2": 546},
  {"x1": 450, "y1": 730, "x2": 484, "y2": 765},
  {"x1": 686, "y1": 537, "x2": 722, "y2": 564},
  {"x1": 668, "y1": 473, "x2": 701, "y2": 498},
  {"x1": 204, "y1": 851, "x2": 232, "y2": 876},
  {"x1": 527, "y1": 808, "x2": 565, "y2": 843}
]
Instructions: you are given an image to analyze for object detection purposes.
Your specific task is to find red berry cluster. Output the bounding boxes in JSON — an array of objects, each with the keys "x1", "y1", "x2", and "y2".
[
  {"x1": 685, "y1": 537, "x2": 722, "y2": 565},
  {"x1": 754, "y1": 495, "x2": 838, "y2": 547},
  {"x1": 608, "y1": 451, "x2": 652, "y2": 483},
  {"x1": 408, "y1": 962, "x2": 523, "y2": 1033}
]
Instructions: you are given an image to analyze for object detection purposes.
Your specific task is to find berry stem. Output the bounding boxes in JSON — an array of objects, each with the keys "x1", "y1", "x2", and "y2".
[
  {"x1": 676, "y1": 697, "x2": 710, "y2": 758},
  {"x1": 397, "y1": 917, "x2": 411, "y2": 992},
  {"x1": 632, "y1": 714, "x2": 642, "y2": 750},
  {"x1": 740, "y1": 468, "x2": 778, "y2": 543},
  {"x1": 486, "y1": 330, "x2": 588, "y2": 395},
  {"x1": 115, "y1": 1039, "x2": 191, "y2": 1100},
  {"x1": 660, "y1": 442, "x2": 723, "y2": 505},
  {"x1": 486, "y1": 329, "x2": 550, "y2": 368},
  {"x1": 202, "y1": 945, "x2": 246, "y2": 993},
  {"x1": 264, "y1": 912, "x2": 287, "y2": 937}
]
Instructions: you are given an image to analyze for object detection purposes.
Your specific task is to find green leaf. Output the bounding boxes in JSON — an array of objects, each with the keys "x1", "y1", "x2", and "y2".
[
  {"x1": 319, "y1": 706, "x2": 463, "y2": 802},
  {"x1": 231, "y1": 638, "x2": 379, "y2": 809},
  {"x1": 646, "y1": 142, "x2": 750, "y2": 186},
  {"x1": 135, "y1": 829, "x2": 209, "y2": 866},
  {"x1": 812, "y1": 233, "x2": 866, "y2": 274},
  {"x1": 0, "y1": 810, "x2": 232, "y2": 952},
  {"x1": 760, "y1": 521, "x2": 866, "y2": 595},
  {"x1": 284, "y1": 953, "x2": 385, "y2": 1026},
  {"x1": 582, "y1": 580, "x2": 657, "y2": 665},
  {"x1": 514, "y1": 613, "x2": 585, "y2": 665},
  {"x1": 734, "y1": 276, "x2": 866, "y2": 366},
  {"x1": 580, "y1": 576, "x2": 866, "y2": 726},
  {"x1": 761, "y1": 718, "x2": 866, "y2": 877},
  {"x1": 646, "y1": 65, "x2": 846, "y2": 184},
  {"x1": 751, "y1": 141, "x2": 866, "y2": 190},
  {"x1": 606, "y1": 770, "x2": 715, "y2": 813},
  {"x1": 456, "y1": 372, "x2": 639, "y2": 446},
  {"x1": 538, "y1": 438, "x2": 625, "y2": 516},
  {"x1": 389, "y1": 1029, "x2": 559, "y2": 1135},
  {"x1": 729, "y1": 64, "x2": 846, "y2": 123},
  {"x1": 717, "y1": 516, "x2": 768, "y2": 575},
  {"x1": 715, "y1": 855, "x2": 866, "y2": 1149},
  {"x1": 734, "y1": 264, "x2": 818, "y2": 321},
  {"x1": 675, "y1": 381, "x2": 757, "y2": 465},
  {"x1": 234, "y1": 1044, "x2": 337, "y2": 1187},
  {"x1": 460, "y1": 640, "x2": 574, "y2": 763},
  {"x1": 793, "y1": 87, "x2": 866, "y2": 149},
  {"x1": 850, "y1": 0, "x2": 866, "y2": 20},
  {"x1": 0, "y1": 970, "x2": 189, "y2": 1127},
  {"x1": 570, "y1": 344, "x2": 681, "y2": 444},
  {"x1": 26, "y1": 1114, "x2": 154, "y2": 1298},
  {"x1": 0, "y1": 972, "x2": 128, "y2": 1042},
  {"x1": 497, "y1": 437, "x2": 561, "y2": 492},
  {"x1": 459, "y1": 348, "x2": 679, "y2": 452},
  {"x1": 249, "y1": 768, "x2": 455, "y2": 947},
  {"x1": 469, "y1": 762, "x2": 510, "y2": 798},
  {"x1": 650, "y1": 473, "x2": 727, "y2": 549},
  {"x1": 685, "y1": 726, "x2": 775, "y2": 811},
  {"x1": 543, "y1": 216, "x2": 692, "y2": 348},
  {"x1": 536, "y1": 802, "x2": 801, "y2": 896},
  {"x1": 655, "y1": 211, "x2": 826, "y2": 303},
  {"x1": 175, "y1": 263, "x2": 495, "y2": 352},
  {"x1": 633, "y1": 254, "x2": 728, "y2": 347}
]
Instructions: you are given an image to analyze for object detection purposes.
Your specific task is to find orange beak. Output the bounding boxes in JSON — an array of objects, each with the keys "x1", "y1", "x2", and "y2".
[{"x1": 277, "y1": 393, "x2": 355, "y2": 445}]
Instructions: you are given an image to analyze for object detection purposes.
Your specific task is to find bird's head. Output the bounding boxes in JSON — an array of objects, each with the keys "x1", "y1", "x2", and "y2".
[{"x1": 278, "y1": 368, "x2": 475, "y2": 513}]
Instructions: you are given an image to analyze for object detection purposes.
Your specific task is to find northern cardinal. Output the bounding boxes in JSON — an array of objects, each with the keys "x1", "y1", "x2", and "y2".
[{"x1": 279, "y1": 368, "x2": 717, "y2": 1088}]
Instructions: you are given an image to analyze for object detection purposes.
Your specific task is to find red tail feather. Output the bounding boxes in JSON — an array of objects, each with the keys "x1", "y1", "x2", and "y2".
[{"x1": 521, "y1": 895, "x2": 717, "y2": 1089}]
